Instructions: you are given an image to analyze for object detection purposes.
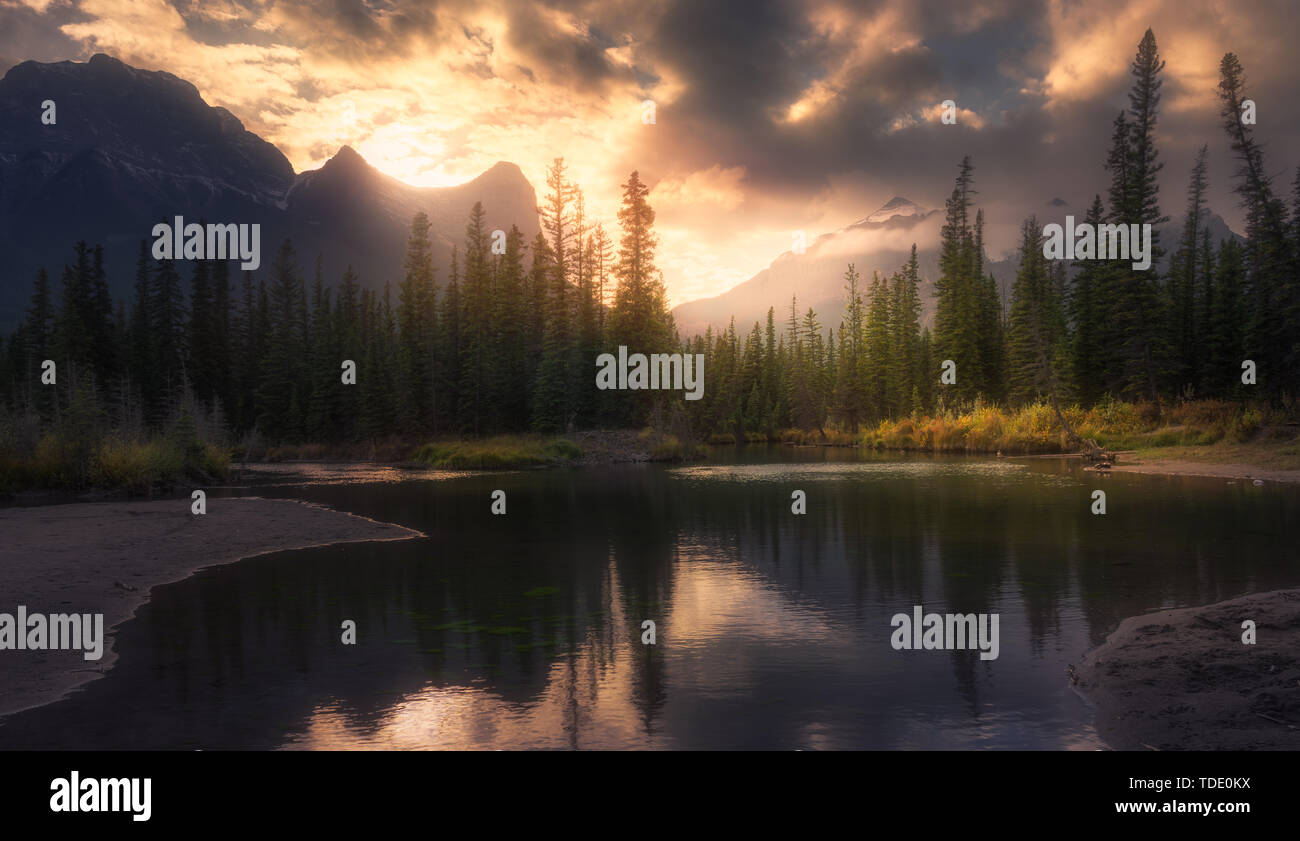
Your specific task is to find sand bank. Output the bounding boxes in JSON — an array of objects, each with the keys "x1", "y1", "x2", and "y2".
[
  {"x1": 1105, "y1": 458, "x2": 1300, "y2": 484},
  {"x1": 1072, "y1": 588, "x2": 1300, "y2": 750},
  {"x1": 0, "y1": 497, "x2": 422, "y2": 718}
]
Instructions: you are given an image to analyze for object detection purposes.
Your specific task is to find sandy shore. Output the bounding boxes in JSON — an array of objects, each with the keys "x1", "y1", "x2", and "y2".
[
  {"x1": 0, "y1": 497, "x2": 422, "y2": 718},
  {"x1": 1072, "y1": 588, "x2": 1300, "y2": 750},
  {"x1": 1105, "y1": 458, "x2": 1300, "y2": 484}
]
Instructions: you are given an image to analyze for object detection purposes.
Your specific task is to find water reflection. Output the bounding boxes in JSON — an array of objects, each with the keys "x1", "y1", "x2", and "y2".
[{"x1": 1, "y1": 449, "x2": 1296, "y2": 749}]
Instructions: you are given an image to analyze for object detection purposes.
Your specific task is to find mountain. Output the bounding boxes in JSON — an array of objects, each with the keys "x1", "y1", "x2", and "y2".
[
  {"x1": 0, "y1": 54, "x2": 540, "y2": 332},
  {"x1": 857, "y1": 196, "x2": 929, "y2": 226},
  {"x1": 1159, "y1": 209, "x2": 1243, "y2": 256},
  {"x1": 1044, "y1": 198, "x2": 1244, "y2": 259},
  {"x1": 670, "y1": 196, "x2": 1246, "y2": 341},
  {"x1": 671, "y1": 197, "x2": 1017, "y2": 339}
]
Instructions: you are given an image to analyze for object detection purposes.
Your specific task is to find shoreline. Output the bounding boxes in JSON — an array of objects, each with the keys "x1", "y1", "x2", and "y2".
[
  {"x1": 1103, "y1": 457, "x2": 1300, "y2": 484},
  {"x1": 0, "y1": 497, "x2": 422, "y2": 719},
  {"x1": 1072, "y1": 588, "x2": 1300, "y2": 750}
]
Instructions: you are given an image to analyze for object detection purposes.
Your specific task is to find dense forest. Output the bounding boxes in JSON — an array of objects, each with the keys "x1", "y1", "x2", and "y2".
[{"x1": 2, "y1": 31, "x2": 1298, "y2": 479}]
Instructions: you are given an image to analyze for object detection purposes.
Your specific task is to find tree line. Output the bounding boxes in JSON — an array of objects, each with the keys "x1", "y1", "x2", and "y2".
[
  {"x1": 678, "y1": 32, "x2": 1297, "y2": 440},
  {"x1": 1, "y1": 162, "x2": 677, "y2": 444},
  {"x1": 2, "y1": 30, "x2": 1297, "y2": 450}
]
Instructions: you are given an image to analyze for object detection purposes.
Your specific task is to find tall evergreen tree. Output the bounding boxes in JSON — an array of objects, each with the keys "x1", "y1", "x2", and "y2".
[
  {"x1": 1168, "y1": 146, "x2": 1209, "y2": 394},
  {"x1": 1216, "y1": 52, "x2": 1296, "y2": 398}
]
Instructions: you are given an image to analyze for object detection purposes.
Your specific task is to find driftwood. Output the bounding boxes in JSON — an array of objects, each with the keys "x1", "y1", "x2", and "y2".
[
  {"x1": 1080, "y1": 438, "x2": 1117, "y2": 464},
  {"x1": 1036, "y1": 352, "x2": 1118, "y2": 465}
]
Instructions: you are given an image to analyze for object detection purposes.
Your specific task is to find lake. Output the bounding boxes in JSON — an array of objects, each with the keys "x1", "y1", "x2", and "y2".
[{"x1": 2, "y1": 448, "x2": 1297, "y2": 749}]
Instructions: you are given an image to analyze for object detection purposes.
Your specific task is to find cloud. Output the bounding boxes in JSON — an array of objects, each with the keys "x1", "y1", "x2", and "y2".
[
  {"x1": 6, "y1": 0, "x2": 1298, "y2": 307},
  {"x1": 651, "y1": 165, "x2": 747, "y2": 212}
]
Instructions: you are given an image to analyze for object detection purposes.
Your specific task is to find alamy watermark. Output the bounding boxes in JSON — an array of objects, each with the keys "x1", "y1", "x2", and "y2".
[
  {"x1": 890, "y1": 605, "x2": 999, "y2": 660},
  {"x1": 50, "y1": 772, "x2": 151, "y2": 821},
  {"x1": 1042, "y1": 216, "x2": 1152, "y2": 270},
  {"x1": 0, "y1": 606, "x2": 104, "y2": 660},
  {"x1": 151, "y1": 216, "x2": 261, "y2": 270},
  {"x1": 595, "y1": 346, "x2": 704, "y2": 400}
]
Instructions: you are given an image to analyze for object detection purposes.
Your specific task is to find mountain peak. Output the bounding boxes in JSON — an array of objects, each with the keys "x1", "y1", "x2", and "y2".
[
  {"x1": 87, "y1": 53, "x2": 126, "y2": 69},
  {"x1": 329, "y1": 144, "x2": 366, "y2": 166},
  {"x1": 470, "y1": 160, "x2": 528, "y2": 186},
  {"x1": 859, "y1": 196, "x2": 927, "y2": 226}
]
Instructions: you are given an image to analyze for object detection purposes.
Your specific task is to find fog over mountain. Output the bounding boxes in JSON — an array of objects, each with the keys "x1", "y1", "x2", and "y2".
[
  {"x1": 670, "y1": 195, "x2": 1243, "y2": 340},
  {"x1": 670, "y1": 196, "x2": 1016, "y2": 340},
  {"x1": 0, "y1": 54, "x2": 540, "y2": 332}
]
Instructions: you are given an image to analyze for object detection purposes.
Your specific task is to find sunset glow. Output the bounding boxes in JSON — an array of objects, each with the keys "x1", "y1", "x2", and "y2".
[{"x1": 6, "y1": 0, "x2": 1294, "y2": 307}]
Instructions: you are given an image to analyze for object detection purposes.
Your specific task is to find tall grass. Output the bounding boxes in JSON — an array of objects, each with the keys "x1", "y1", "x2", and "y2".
[
  {"x1": 0, "y1": 393, "x2": 229, "y2": 494},
  {"x1": 412, "y1": 435, "x2": 582, "y2": 469},
  {"x1": 0, "y1": 432, "x2": 229, "y2": 494},
  {"x1": 852, "y1": 399, "x2": 1280, "y2": 455}
]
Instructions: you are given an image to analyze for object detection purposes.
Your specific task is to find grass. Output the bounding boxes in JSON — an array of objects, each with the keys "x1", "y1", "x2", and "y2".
[
  {"x1": 858, "y1": 402, "x2": 1072, "y2": 454},
  {"x1": 253, "y1": 437, "x2": 417, "y2": 463},
  {"x1": 93, "y1": 437, "x2": 229, "y2": 492},
  {"x1": 844, "y1": 399, "x2": 1296, "y2": 462},
  {"x1": 636, "y1": 428, "x2": 708, "y2": 460},
  {"x1": 1129, "y1": 439, "x2": 1300, "y2": 471},
  {"x1": 412, "y1": 434, "x2": 582, "y2": 469},
  {"x1": 0, "y1": 433, "x2": 230, "y2": 494}
]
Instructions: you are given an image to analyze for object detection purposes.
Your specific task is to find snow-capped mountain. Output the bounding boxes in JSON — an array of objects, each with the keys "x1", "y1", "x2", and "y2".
[{"x1": 855, "y1": 196, "x2": 929, "y2": 226}]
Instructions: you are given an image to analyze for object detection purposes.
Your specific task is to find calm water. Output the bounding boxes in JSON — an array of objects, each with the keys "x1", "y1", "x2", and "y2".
[{"x1": 2, "y1": 448, "x2": 1297, "y2": 749}]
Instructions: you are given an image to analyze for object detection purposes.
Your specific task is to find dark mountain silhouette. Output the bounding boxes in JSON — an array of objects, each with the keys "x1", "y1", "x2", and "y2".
[{"x1": 0, "y1": 54, "x2": 540, "y2": 331}]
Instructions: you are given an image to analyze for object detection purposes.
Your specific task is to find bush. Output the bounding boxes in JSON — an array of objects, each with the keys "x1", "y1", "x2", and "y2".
[
  {"x1": 412, "y1": 435, "x2": 582, "y2": 469},
  {"x1": 92, "y1": 438, "x2": 179, "y2": 491},
  {"x1": 649, "y1": 434, "x2": 705, "y2": 461},
  {"x1": 1169, "y1": 400, "x2": 1236, "y2": 427},
  {"x1": 1227, "y1": 408, "x2": 1261, "y2": 443}
]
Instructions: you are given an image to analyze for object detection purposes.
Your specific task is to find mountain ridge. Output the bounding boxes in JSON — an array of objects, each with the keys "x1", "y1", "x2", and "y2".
[{"x1": 0, "y1": 54, "x2": 540, "y2": 331}]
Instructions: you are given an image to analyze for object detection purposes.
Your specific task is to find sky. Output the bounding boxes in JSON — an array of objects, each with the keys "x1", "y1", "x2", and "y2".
[{"x1": 2, "y1": 0, "x2": 1298, "y2": 307}]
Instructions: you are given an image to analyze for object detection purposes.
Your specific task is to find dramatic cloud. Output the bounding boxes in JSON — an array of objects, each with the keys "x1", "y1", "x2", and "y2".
[{"x1": 3, "y1": 0, "x2": 1297, "y2": 305}]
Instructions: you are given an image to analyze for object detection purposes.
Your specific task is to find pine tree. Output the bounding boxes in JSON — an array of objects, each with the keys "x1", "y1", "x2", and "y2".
[
  {"x1": 532, "y1": 160, "x2": 578, "y2": 432},
  {"x1": 590, "y1": 223, "x2": 614, "y2": 333},
  {"x1": 89, "y1": 244, "x2": 117, "y2": 390},
  {"x1": 1194, "y1": 228, "x2": 1218, "y2": 396},
  {"x1": 55, "y1": 243, "x2": 96, "y2": 385},
  {"x1": 187, "y1": 259, "x2": 217, "y2": 406},
  {"x1": 398, "y1": 211, "x2": 436, "y2": 434},
  {"x1": 864, "y1": 271, "x2": 892, "y2": 420},
  {"x1": 258, "y1": 239, "x2": 305, "y2": 442},
  {"x1": 837, "y1": 263, "x2": 867, "y2": 430},
  {"x1": 306, "y1": 258, "x2": 339, "y2": 441},
  {"x1": 151, "y1": 256, "x2": 187, "y2": 423},
  {"x1": 459, "y1": 203, "x2": 491, "y2": 434},
  {"x1": 798, "y1": 307, "x2": 825, "y2": 431},
  {"x1": 335, "y1": 266, "x2": 362, "y2": 441},
  {"x1": 888, "y1": 246, "x2": 923, "y2": 419},
  {"x1": 606, "y1": 170, "x2": 672, "y2": 427},
  {"x1": 1069, "y1": 196, "x2": 1107, "y2": 406},
  {"x1": 1168, "y1": 146, "x2": 1209, "y2": 394},
  {"x1": 1114, "y1": 28, "x2": 1169, "y2": 407},
  {"x1": 437, "y1": 246, "x2": 462, "y2": 433},
  {"x1": 211, "y1": 258, "x2": 233, "y2": 417},
  {"x1": 1007, "y1": 217, "x2": 1066, "y2": 406},
  {"x1": 1216, "y1": 52, "x2": 1296, "y2": 398},
  {"x1": 491, "y1": 226, "x2": 530, "y2": 430},
  {"x1": 1205, "y1": 237, "x2": 1245, "y2": 397},
  {"x1": 20, "y1": 268, "x2": 55, "y2": 417}
]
